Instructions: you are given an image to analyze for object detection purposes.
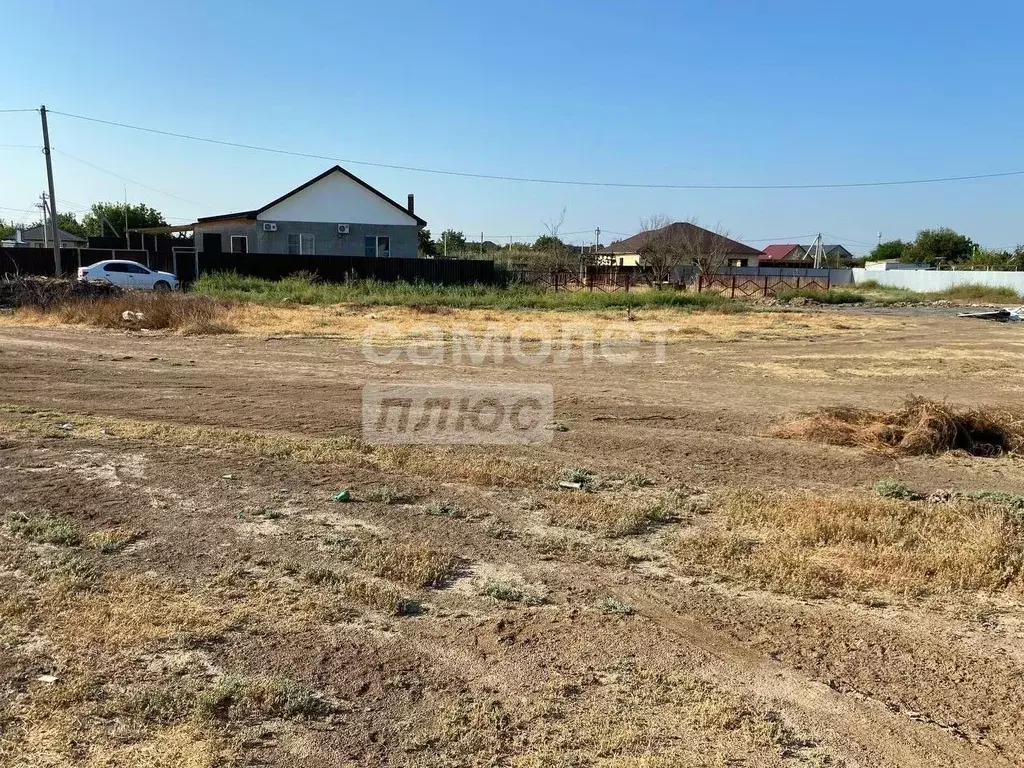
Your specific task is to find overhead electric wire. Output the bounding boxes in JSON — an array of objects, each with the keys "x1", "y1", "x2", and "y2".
[
  {"x1": 52, "y1": 148, "x2": 205, "y2": 207},
  {"x1": 49, "y1": 109, "x2": 1024, "y2": 191},
  {"x1": 0, "y1": 108, "x2": 39, "y2": 114}
]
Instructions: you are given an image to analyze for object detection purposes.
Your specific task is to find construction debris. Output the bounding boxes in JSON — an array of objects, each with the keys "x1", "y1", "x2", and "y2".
[
  {"x1": 957, "y1": 307, "x2": 1024, "y2": 322},
  {"x1": 0, "y1": 275, "x2": 122, "y2": 309}
]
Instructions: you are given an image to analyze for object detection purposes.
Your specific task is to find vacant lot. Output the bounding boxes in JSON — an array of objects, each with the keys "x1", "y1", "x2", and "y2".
[{"x1": 1, "y1": 307, "x2": 1023, "y2": 767}]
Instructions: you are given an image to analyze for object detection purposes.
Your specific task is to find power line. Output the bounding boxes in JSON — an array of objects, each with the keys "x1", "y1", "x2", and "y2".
[
  {"x1": 0, "y1": 205, "x2": 42, "y2": 215},
  {"x1": 0, "y1": 108, "x2": 39, "y2": 114},
  {"x1": 49, "y1": 109, "x2": 1024, "y2": 191},
  {"x1": 0, "y1": 144, "x2": 41, "y2": 149},
  {"x1": 52, "y1": 148, "x2": 205, "y2": 207},
  {"x1": 822, "y1": 232, "x2": 878, "y2": 247}
]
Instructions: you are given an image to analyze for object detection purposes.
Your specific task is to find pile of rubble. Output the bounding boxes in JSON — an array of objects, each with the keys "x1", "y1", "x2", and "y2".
[{"x1": 0, "y1": 275, "x2": 122, "y2": 310}]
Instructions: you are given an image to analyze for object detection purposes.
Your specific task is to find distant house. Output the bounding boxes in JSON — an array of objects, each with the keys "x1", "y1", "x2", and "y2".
[
  {"x1": 5, "y1": 225, "x2": 87, "y2": 249},
  {"x1": 599, "y1": 222, "x2": 762, "y2": 269},
  {"x1": 193, "y1": 166, "x2": 425, "y2": 258},
  {"x1": 761, "y1": 244, "x2": 806, "y2": 263},
  {"x1": 761, "y1": 243, "x2": 856, "y2": 267}
]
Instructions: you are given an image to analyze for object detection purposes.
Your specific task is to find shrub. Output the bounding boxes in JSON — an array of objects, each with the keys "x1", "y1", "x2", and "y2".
[
  {"x1": 776, "y1": 288, "x2": 865, "y2": 305},
  {"x1": 480, "y1": 578, "x2": 548, "y2": 605},
  {"x1": 8, "y1": 512, "x2": 82, "y2": 546},
  {"x1": 872, "y1": 478, "x2": 921, "y2": 501}
]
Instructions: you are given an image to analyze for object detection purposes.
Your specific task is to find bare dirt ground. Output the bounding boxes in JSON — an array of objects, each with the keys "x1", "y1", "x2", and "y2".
[{"x1": 1, "y1": 307, "x2": 1023, "y2": 767}]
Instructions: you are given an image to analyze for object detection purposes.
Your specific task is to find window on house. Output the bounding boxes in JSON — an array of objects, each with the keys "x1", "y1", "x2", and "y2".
[
  {"x1": 728, "y1": 259, "x2": 747, "y2": 268},
  {"x1": 230, "y1": 235, "x2": 248, "y2": 254},
  {"x1": 287, "y1": 233, "x2": 315, "y2": 255},
  {"x1": 363, "y1": 235, "x2": 391, "y2": 258}
]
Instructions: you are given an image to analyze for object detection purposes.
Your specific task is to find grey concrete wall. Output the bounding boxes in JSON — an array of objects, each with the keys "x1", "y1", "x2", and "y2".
[
  {"x1": 852, "y1": 269, "x2": 1024, "y2": 294},
  {"x1": 195, "y1": 221, "x2": 418, "y2": 258}
]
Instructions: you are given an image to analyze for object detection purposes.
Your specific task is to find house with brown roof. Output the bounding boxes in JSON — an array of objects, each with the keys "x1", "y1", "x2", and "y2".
[{"x1": 598, "y1": 222, "x2": 762, "y2": 269}]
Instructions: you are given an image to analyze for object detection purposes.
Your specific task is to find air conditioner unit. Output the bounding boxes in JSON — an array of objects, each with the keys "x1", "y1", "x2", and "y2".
[
  {"x1": 263, "y1": 222, "x2": 278, "y2": 232},
  {"x1": 337, "y1": 224, "x2": 350, "y2": 235}
]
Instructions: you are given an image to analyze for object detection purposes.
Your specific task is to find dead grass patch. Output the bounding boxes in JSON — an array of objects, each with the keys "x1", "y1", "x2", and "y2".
[
  {"x1": 86, "y1": 527, "x2": 143, "y2": 553},
  {"x1": 0, "y1": 406, "x2": 554, "y2": 487},
  {"x1": 546, "y1": 491, "x2": 680, "y2": 537},
  {"x1": 772, "y1": 396, "x2": 1024, "y2": 457},
  {"x1": 354, "y1": 540, "x2": 460, "y2": 588},
  {"x1": 414, "y1": 666, "x2": 822, "y2": 765},
  {"x1": 676, "y1": 489, "x2": 1024, "y2": 597},
  {"x1": 302, "y1": 566, "x2": 419, "y2": 615},
  {"x1": 14, "y1": 293, "x2": 237, "y2": 335}
]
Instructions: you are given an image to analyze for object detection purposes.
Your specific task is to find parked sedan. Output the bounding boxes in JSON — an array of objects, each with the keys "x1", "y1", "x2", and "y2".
[{"x1": 77, "y1": 260, "x2": 179, "y2": 291}]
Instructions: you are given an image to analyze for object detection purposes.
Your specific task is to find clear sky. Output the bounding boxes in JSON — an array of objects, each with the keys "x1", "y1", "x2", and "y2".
[{"x1": 2, "y1": 0, "x2": 1023, "y2": 253}]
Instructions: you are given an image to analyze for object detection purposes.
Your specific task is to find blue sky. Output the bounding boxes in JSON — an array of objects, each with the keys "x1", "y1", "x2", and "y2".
[{"x1": 2, "y1": 0, "x2": 1023, "y2": 253}]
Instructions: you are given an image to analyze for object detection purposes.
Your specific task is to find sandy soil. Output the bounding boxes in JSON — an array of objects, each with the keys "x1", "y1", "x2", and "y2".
[{"x1": 1, "y1": 309, "x2": 1023, "y2": 767}]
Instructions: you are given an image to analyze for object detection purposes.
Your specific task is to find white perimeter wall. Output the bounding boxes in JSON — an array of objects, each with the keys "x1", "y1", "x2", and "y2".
[
  {"x1": 852, "y1": 269, "x2": 1024, "y2": 294},
  {"x1": 257, "y1": 170, "x2": 417, "y2": 226}
]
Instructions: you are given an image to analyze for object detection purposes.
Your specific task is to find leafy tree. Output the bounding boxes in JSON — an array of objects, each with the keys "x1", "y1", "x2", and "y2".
[
  {"x1": 0, "y1": 218, "x2": 23, "y2": 239},
  {"x1": 418, "y1": 228, "x2": 439, "y2": 257},
  {"x1": 533, "y1": 234, "x2": 565, "y2": 251},
  {"x1": 54, "y1": 212, "x2": 87, "y2": 239},
  {"x1": 438, "y1": 229, "x2": 466, "y2": 255},
  {"x1": 82, "y1": 202, "x2": 166, "y2": 237},
  {"x1": 903, "y1": 228, "x2": 975, "y2": 266},
  {"x1": 869, "y1": 239, "x2": 908, "y2": 262}
]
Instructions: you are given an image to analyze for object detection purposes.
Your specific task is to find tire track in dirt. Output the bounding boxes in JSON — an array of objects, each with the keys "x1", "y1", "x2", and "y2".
[{"x1": 618, "y1": 586, "x2": 1002, "y2": 768}]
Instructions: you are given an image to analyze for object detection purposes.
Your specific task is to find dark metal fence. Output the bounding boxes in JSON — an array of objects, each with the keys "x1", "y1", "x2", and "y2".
[
  {"x1": 510, "y1": 266, "x2": 648, "y2": 292},
  {"x1": 0, "y1": 247, "x2": 498, "y2": 287},
  {"x1": 696, "y1": 273, "x2": 831, "y2": 298},
  {"x1": 198, "y1": 252, "x2": 497, "y2": 286},
  {"x1": 0, "y1": 248, "x2": 153, "y2": 277}
]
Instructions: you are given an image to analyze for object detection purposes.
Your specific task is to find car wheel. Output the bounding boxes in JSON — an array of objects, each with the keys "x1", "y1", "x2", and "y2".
[{"x1": 153, "y1": 280, "x2": 171, "y2": 292}]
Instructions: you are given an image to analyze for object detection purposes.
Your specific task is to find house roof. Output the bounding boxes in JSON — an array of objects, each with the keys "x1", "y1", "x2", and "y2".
[
  {"x1": 16, "y1": 225, "x2": 86, "y2": 243},
  {"x1": 599, "y1": 222, "x2": 762, "y2": 257},
  {"x1": 761, "y1": 244, "x2": 802, "y2": 261},
  {"x1": 197, "y1": 165, "x2": 426, "y2": 227}
]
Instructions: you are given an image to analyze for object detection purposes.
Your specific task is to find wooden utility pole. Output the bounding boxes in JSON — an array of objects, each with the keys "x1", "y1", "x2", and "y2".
[{"x1": 39, "y1": 105, "x2": 62, "y2": 275}]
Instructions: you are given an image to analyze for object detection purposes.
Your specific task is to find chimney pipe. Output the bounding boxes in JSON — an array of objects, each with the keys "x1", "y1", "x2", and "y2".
[{"x1": 407, "y1": 194, "x2": 415, "y2": 215}]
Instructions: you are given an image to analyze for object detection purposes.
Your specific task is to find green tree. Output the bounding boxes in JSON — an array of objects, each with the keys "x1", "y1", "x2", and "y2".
[
  {"x1": 868, "y1": 239, "x2": 908, "y2": 262},
  {"x1": 903, "y1": 228, "x2": 975, "y2": 266},
  {"x1": 438, "y1": 229, "x2": 466, "y2": 255},
  {"x1": 82, "y1": 202, "x2": 166, "y2": 237},
  {"x1": 418, "y1": 228, "x2": 440, "y2": 257},
  {"x1": 54, "y1": 212, "x2": 88, "y2": 239},
  {"x1": 533, "y1": 234, "x2": 565, "y2": 251},
  {"x1": 0, "y1": 218, "x2": 23, "y2": 239}
]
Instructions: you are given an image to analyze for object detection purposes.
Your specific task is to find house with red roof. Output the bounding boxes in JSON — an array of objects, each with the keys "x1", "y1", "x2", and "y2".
[{"x1": 760, "y1": 243, "x2": 855, "y2": 267}]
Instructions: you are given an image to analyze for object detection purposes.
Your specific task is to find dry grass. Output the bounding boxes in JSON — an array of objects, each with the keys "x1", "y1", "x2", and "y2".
[
  {"x1": 1, "y1": 297, "x2": 897, "y2": 343},
  {"x1": 354, "y1": 540, "x2": 460, "y2": 588},
  {"x1": 12, "y1": 293, "x2": 237, "y2": 335},
  {"x1": 546, "y1": 490, "x2": 681, "y2": 537},
  {"x1": 772, "y1": 396, "x2": 1024, "y2": 457},
  {"x1": 0, "y1": 406, "x2": 555, "y2": 487},
  {"x1": 414, "y1": 666, "x2": 822, "y2": 766},
  {"x1": 676, "y1": 489, "x2": 1024, "y2": 597},
  {"x1": 302, "y1": 566, "x2": 418, "y2": 615}
]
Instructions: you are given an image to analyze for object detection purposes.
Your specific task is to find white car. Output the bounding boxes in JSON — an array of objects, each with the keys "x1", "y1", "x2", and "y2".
[{"x1": 77, "y1": 260, "x2": 179, "y2": 291}]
